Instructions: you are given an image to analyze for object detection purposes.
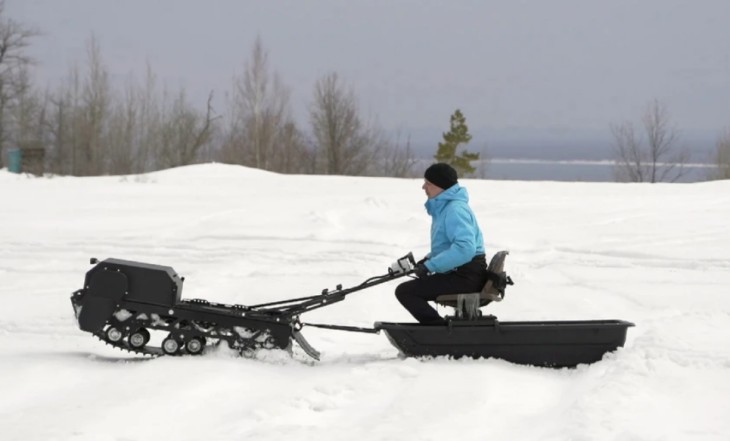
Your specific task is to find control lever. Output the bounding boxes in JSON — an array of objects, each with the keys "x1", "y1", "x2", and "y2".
[{"x1": 389, "y1": 252, "x2": 416, "y2": 276}]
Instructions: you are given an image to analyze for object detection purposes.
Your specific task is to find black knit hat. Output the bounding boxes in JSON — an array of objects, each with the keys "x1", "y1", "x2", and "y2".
[{"x1": 424, "y1": 163, "x2": 458, "y2": 190}]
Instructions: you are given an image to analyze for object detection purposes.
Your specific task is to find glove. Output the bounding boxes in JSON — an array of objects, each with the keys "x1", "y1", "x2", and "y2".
[
  {"x1": 414, "y1": 263, "x2": 430, "y2": 278},
  {"x1": 416, "y1": 256, "x2": 429, "y2": 265}
]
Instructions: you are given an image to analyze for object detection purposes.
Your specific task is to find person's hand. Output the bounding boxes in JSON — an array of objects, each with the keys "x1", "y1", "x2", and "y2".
[
  {"x1": 414, "y1": 263, "x2": 429, "y2": 278},
  {"x1": 416, "y1": 256, "x2": 429, "y2": 265}
]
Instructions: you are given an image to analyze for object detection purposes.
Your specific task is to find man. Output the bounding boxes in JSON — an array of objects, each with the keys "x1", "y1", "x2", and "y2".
[{"x1": 395, "y1": 163, "x2": 488, "y2": 324}]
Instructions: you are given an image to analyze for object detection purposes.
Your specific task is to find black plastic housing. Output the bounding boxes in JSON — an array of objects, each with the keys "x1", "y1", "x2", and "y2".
[
  {"x1": 88, "y1": 258, "x2": 183, "y2": 306},
  {"x1": 75, "y1": 258, "x2": 183, "y2": 332}
]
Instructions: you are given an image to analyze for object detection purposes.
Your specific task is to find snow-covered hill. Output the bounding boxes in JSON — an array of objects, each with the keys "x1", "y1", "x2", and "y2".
[{"x1": 1, "y1": 165, "x2": 728, "y2": 441}]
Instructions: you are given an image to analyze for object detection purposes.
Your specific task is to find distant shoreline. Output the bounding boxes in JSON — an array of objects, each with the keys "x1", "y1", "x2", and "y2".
[
  {"x1": 487, "y1": 158, "x2": 717, "y2": 168},
  {"x1": 415, "y1": 158, "x2": 718, "y2": 182}
]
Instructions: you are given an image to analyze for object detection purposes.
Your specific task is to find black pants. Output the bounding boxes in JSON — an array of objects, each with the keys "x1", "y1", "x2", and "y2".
[{"x1": 395, "y1": 255, "x2": 488, "y2": 324}]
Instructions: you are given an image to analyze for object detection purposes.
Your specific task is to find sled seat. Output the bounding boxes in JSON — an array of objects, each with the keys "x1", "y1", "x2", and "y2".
[{"x1": 436, "y1": 251, "x2": 513, "y2": 319}]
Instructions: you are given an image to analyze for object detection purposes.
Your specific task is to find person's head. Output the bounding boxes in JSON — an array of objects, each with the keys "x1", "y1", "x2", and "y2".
[{"x1": 422, "y1": 163, "x2": 458, "y2": 199}]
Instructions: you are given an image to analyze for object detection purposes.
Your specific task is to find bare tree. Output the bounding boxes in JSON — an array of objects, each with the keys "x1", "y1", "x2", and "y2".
[
  {"x1": 45, "y1": 36, "x2": 111, "y2": 176},
  {"x1": 711, "y1": 129, "x2": 730, "y2": 180},
  {"x1": 103, "y1": 78, "x2": 137, "y2": 174},
  {"x1": 310, "y1": 72, "x2": 386, "y2": 175},
  {"x1": 611, "y1": 121, "x2": 646, "y2": 182},
  {"x1": 103, "y1": 73, "x2": 150, "y2": 175},
  {"x1": 132, "y1": 64, "x2": 162, "y2": 172},
  {"x1": 78, "y1": 35, "x2": 110, "y2": 175},
  {"x1": 612, "y1": 99, "x2": 689, "y2": 183},
  {"x1": 46, "y1": 65, "x2": 82, "y2": 175},
  {"x1": 103, "y1": 70, "x2": 218, "y2": 173},
  {"x1": 157, "y1": 90, "x2": 216, "y2": 169},
  {"x1": 9, "y1": 66, "x2": 44, "y2": 149},
  {"x1": 274, "y1": 119, "x2": 310, "y2": 174},
  {"x1": 46, "y1": 40, "x2": 221, "y2": 176},
  {"x1": 377, "y1": 131, "x2": 418, "y2": 177},
  {"x1": 221, "y1": 36, "x2": 306, "y2": 172},
  {"x1": 0, "y1": 1, "x2": 39, "y2": 168}
]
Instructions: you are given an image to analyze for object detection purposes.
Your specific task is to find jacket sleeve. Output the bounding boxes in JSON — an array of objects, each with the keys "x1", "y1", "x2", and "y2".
[{"x1": 425, "y1": 203, "x2": 477, "y2": 273}]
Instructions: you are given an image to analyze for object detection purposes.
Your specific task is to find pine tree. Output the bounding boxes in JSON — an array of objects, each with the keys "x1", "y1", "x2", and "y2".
[{"x1": 434, "y1": 109, "x2": 478, "y2": 177}]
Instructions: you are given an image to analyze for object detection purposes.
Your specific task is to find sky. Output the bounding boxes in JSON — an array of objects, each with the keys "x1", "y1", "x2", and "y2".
[
  {"x1": 1, "y1": 164, "x2": 729, "y2": 440},
  {"x1": 6, "y1": 0, "x2": 730, "y2": 155}
]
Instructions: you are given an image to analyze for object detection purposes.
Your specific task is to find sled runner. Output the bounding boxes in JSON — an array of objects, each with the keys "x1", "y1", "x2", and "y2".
[{"x1": 70, "y1": 252, "x2": 633, "y2": 366}]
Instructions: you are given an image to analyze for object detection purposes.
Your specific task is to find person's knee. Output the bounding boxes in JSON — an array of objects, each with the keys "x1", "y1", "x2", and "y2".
[
  {"x1": 395, "y1": 281, "x2": 413, "y2": 301},
  {"x1": 395, "y1": 283, "x2": 406, "y2": 300}
]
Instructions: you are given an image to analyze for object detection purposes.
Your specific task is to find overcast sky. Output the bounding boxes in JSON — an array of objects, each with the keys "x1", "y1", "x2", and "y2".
[{"x1": 8, "y1": 0, "x2": 730, "y2": 147}]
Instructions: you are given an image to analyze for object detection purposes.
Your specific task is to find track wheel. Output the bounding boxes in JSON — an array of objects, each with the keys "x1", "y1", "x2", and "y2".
[
  {"x1": 128, "y1": 328, "x2": 151, "y2": 349},
  {"x1": 161, "y1": 336, "x2": 181, "y2": 355},
  {"x1": 185, "y1": 337, "x2": 206, "y2": 355},
  {"x1": 105, "y1": 326, "x2": 124, "y2": 343}
]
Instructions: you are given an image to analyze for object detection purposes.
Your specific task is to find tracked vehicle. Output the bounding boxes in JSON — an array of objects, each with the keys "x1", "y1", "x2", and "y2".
[{"x1": 70, "y1": 252, "x2": 633, "y2": 366}]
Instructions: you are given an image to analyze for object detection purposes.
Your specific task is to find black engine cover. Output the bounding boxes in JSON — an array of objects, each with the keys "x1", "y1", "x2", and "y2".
[{"x1": 76, "y1": 258, "x2": 183, "y2": 332}]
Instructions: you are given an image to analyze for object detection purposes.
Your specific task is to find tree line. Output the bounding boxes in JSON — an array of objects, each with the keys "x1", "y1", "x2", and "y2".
[
  {"x1": 0, "y1": 3, "x2": 728, "y2": 182},
  {"x1": 0, "y1": 6, "x2": 417, "y2": 177}
]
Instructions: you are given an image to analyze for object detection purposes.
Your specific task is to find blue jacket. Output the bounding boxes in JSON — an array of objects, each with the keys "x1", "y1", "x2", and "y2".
[{"x1": 423, "y1": 184, "x2": 485, "y2": 273}]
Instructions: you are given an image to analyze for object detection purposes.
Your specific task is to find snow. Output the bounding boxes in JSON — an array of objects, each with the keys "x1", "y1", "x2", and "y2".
[{"x1": 1, "y1": 164, "x2": 729, "y2": 441}]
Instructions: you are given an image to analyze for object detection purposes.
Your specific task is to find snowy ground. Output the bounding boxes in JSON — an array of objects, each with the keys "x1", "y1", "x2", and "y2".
[{"x1": 1, "y1": 164, "x2": 729, "y2": 441}]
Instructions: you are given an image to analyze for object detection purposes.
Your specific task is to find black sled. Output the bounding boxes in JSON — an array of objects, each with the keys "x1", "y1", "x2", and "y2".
[
  {"x1": 376, "y1": 251, "x2": 633, "y2": 367},
  {"x1": 70, "y1": 252, "x2": 633, "y2": 367},
  {"x1": 375, "y1": 319, "x2": 633, "y2": 367}
]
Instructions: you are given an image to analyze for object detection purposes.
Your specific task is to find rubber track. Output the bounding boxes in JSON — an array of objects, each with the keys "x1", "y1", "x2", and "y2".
[
  {"x1": 94, "y1": 331, "x2": 163, "y2": 357},
  {"x1": 92, "y1": 328, "x2": 270, "y2": 358}
]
